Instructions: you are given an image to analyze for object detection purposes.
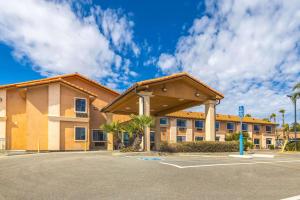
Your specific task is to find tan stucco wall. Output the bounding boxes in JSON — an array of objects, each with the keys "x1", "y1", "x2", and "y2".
[
  {"x1": 0, "y1": 90, "x2": 6, "y2": 147},
  {"x1": 26, "y1": 86, "x2": 48, "y2": 150},
  {"x1": 6, "y1": 89, "x2": 27, "y2": 150},
  {"x1": 60, "y1": 121, "x2": 89, "y2": 150},
  {"x1": 60, "y1": 85, "x2": 89, "y2": 118}
]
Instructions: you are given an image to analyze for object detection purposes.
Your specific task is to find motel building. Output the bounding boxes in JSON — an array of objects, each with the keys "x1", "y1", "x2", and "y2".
[{"x1": 0, "y1": 72, "x2": 276, "y2": 152}]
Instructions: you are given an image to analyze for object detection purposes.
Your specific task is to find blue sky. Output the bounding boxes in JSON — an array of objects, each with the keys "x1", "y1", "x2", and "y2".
[{"x1": 0, "y1": 0, "x2": 299, "y2": 123}]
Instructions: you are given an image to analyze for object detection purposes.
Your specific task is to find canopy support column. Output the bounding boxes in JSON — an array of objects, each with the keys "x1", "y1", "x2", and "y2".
[
  {"x1": 138, "y1": 91, "x2": 152, "y2": 151},
  {"x1": 106, "y1": 113, "x2": 114, "y2": 151},
  {"x1": 205, "y1": 100, "x2": 216, "y2": 141}
]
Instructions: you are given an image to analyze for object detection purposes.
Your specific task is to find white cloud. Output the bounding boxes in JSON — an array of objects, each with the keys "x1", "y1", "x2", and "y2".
[
  {"x1": 0, "y1": 0, "x2": 139, "y2": 86},
  {"x1": 158, "y1": 0, "x2": 300, "y2": 123}
]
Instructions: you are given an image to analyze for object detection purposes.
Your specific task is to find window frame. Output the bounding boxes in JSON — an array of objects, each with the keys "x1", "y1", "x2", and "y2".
[
  {"x1": 194, "y1": 120, "x2": 204, "y2": 131},
  {"x1": 215, "y1": 121, "x2": 220, "y2": 131},
  {"x1": 194, "y1": 136, "x2": 204, "y2": 141},
  {"x1": 242, "y1": 123, "x2": 248, "y2": 132},
  {"x1": 91, "y1": 129, "x2": 106, "y2": 142},
  {"x1": 226, "y1": 122, "x2": 235, "y2": 131},
  {"x1": 266, "y1": 125, "x2": 272, "y2": 133},
  {"x1": 253, "y1": 124, "x2": 260, "y2": 132},
  {"x1": 254, "y1": 138, "x2": 260, "y2": 145},
  {"x1": 159, "y1": 117, "x2": 169, "y2": 126},
  {"x1": 74, "y1": 126, "x2": 87, "y2": 141},
  {"x1": 176, "y1": 136, "x2": 186, "y2": 142},
  {"x1": 177, "y1": 119, "x2": 187, "y2": 128},
  {"x1": 74, "y1": 97, "x2": 87, "y2": 113}
]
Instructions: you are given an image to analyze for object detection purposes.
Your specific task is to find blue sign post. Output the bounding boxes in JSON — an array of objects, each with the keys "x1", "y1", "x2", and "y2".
[{"x1": 239, "y1": 106, "x2": 244, "y2": 155}]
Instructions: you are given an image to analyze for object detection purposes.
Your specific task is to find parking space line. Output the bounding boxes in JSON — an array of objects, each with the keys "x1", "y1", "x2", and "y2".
[
  {"x1": 160, "y1": 159, "x2": 300, "y2": 169},
  {"x1": 281, "y1": 194, "x2": 300, "y2": 200}
]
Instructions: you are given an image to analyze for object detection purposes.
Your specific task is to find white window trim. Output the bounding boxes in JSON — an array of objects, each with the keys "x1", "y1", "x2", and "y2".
[
  {"x1": 74, "y1": 97, "x2": 87, "y2": 113},
  {"x1": 74, "y1": 126, "x2": 87, "y2": 141},
  {"x1": 194, "y1": 136, "x2": 204, "y2": 141},
  {"x1": 177, "y1": 119, "x2": 187, "y2": 128},
  {"x1": 253, "y1": 124, "x2": 260, "y2": 132},
  {"x1": 91, "y1": 129, "x2": 106, "y2": 142},
  {"x1": 194, "y1": 120, "x2": 204, "y2": 130},
  {"x1": 266, "y1": 125, "x2": 272, "y2": 133},
  {"x1": 227, "y1": 122, "x2": 235, "y2": 131},
  {"x1": 159, "y1": 117, "x2": 169, "y2": 126}
]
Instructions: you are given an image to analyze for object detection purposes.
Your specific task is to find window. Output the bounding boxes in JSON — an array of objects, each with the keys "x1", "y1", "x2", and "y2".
[
  {"x1": 150, "y1": 131, "x2": 155, "y2": 143},
  {"x1": 177, "y1": 119, "x2": 187, "y2": 128},
  {"x1": 92, "y1": 130, "x2": 106, "y2": 142},
  {"x1": 266, "y1": 138, "x2": 272, "y2": 145},
  {"x1": 195, "y1": 120, "x2": 204, "y2": 130},
  {"x1": 123, "y1": 132, "x2": 130, "y2": 146},
  {"x1": 215, "y1": 121, "x2": 220, "y2": 131},
  {"x1": 177, "y1": 136, "x2": 186, "y2": 142},
  {"x1": 216, "y1": 136, "x2": 220, "y2": 141},
  {"x1": 75, "y1": 127, "x2": 86, "y2": 141},
  {"x1": 266, "y1": 125, "x2": 272, "y2": 133},
  {"x1": 160, "y1": 118, "x2": 168, "y2": 126},
  {"x1": 75, "y1": 98, "x2": 87, "y2": 113},
  {"x1": 195, "y1": 136, "x2": 204, "y2": 141},
  {"x1": 227, "y1": 122, "x2": 235, "y2": 131},
  {"x1": 254, "y1": 124, "x2": 260, "y2": 132},
  {"x1": 254, "y1": 138, "x2": 260, "y2": 145},
  {"x1": 242, "y1": 123, "x2": 248, "y2": 132}
]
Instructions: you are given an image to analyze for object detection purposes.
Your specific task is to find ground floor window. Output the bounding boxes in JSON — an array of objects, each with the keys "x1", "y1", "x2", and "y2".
[
  {"x1": 177, "y1": 136, "x2": 186, "y2": 142},
  {"x1": 254, "y1": 138, "x2": 260, "y2": 145},
  {"x1": 123, "y1": 132, "x2": 130, "y2": 146},
  {"x1": 195, "y1": 136, "x2": 204, "y2": 141},
  {"x1": 92, "y1": 130, "x2": 106, "y2": 142},
  {"x1": 266, "y1": 138, "x2": 272, "y2": 145},
  {"x1": 150, "y1": 131, "x2": 155, "y2": 143},
  {"x1": 216, "y1": 136, "x2": 220, "y2": 141},
  {"x1": 75, "y1": 127, "x2": 86, "y2": 141}
]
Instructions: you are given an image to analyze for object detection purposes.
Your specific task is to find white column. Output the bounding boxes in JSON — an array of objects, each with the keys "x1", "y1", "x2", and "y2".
[
  {"x1": 48, "y1": 83, "x2": 61, "y2": 151},
  {"x1": 0, "y1": 89, "x2": 6, "y2": 150},
  {"x1": 186, "y1": 119, "x2": 193, "y2": 141},
  {"x1": 205, "y1": 100, "x2": 216, "y2": 141},
  {"x1": 170, "y1": 118, "x2": 177, "y2": 143},
  {"x1": 138, "y1": 92, "x2": 152, "y2": 151}
]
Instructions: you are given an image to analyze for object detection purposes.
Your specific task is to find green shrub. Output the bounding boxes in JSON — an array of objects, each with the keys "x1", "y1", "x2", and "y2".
[
  {"x1": 159, "y1": 141, "x2": 239, "y2": 153},
  {"x1": 120, "y1": 146, "x2": 137, "y2": 152},
  {"x1": 268, "y1": 145, "x2": 275, "y2": 150},
  {"x1": 285, "y1": 142, "x2": 300, "y2": 151}
]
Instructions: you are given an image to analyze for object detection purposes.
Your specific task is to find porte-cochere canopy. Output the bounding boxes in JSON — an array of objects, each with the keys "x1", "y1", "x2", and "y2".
[{"x1": 101, "y1": 72, "x2": 224, "y2": 116}]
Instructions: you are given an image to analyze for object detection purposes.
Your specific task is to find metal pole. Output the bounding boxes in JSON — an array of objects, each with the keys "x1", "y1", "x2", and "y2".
[
  {"x1": 294, "y1": 99, "x2": 297, "y2": 139},
  {"x1": 240, "y1": 119, "x2": 244, "y2": 155}
]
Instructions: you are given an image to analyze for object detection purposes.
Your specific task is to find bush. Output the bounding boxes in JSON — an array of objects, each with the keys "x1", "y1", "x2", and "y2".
[
  {"x1": 159, "y1": 141, "x2": 239, "y2": 153},
  {"x1": 268, "y1": 145, "x2": 275, "y2": 150},
  {"x1": 120, "y1": 146, "x2": 137, "y2": 152},
  {"x1": 285, "y1": 142, "x2": 300, "y2": 151}
]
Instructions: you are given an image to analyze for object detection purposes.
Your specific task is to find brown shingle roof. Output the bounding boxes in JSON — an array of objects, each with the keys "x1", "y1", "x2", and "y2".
[{"x1": 166, "y1": 111, "x2": 276, "y2": 125}]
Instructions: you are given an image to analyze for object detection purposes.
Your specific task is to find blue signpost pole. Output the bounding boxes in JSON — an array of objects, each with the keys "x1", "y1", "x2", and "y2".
[{"x1": 239, "y1": 106, "x2": 244, "y2": 155}]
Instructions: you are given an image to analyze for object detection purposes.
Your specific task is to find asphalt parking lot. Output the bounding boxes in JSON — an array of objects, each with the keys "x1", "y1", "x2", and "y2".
[{"x1": 0, "y1": 151, "x2": 300, "y2": 200}]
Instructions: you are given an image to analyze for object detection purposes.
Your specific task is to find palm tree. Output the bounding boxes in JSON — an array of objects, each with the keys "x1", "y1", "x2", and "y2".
[
  {"x1": 269, "y1": 113, "x2": 276, "y2": 123},
  {"x1": 293, "y1": 82, "x2": 300, "y2": 91},
  {"x1": 125, "y1": 115, "x2": 153, "y2": 151},
  {"x1": 279, "y1": 109, "x2": 285, "y2": 127},
  {"x1": 101, "y1": 121, "x2": 124, "y2": 150},
  {"x1": 288, "y1": 93, "x2": 300, "y2": 137}
]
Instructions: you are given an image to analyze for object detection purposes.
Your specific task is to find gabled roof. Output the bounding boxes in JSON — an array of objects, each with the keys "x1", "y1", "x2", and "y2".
[
  {"x1": 0, "y1": 73, "x2": 119, "y2": 96},
  {"x1": 102, "y1": 72, "x2": 224, "y2": 113},
  {"x1": 166, "y1": 111, "x2": 276, "y2": 125}
]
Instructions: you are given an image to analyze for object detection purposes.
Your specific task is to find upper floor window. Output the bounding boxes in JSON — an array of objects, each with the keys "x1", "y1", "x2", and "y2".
[
  {"x1": 227, "y1": 122, "x2": 235, "y2": 131},
  {"x1": 254, "y1": 124, "x2": 260, "y2": 132},
  {"x1": 242, "y1": 123, "x2": 248, "y2": 132},
  {"x1": 75, "y1": 127, "x2": 86, "y2": 141},
  {"x1": 177, "y1": 119, "x2": 187, "y2": 128},
  {"x1": 75, "y1": 98, "x2": 87, "y2": 113},
  {"x1": 266, "y1": 125, "x2": 272, "y2": 133},
  {"x1": 160, "y1": 118, "x2": 168, "y2": 126},
  {"x1": 195, "y1": 120, "x2": 204, "y2": 130},
  {"x1": 215, "y1": 121, "x2": 220, "y2": 131},
  {"x1": 92, "y1": 130, "x2": 106, "y2": 142}
]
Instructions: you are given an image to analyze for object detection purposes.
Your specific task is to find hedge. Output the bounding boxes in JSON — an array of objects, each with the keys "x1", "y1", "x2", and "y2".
[
  {"x1": 159, "y1": 141, "x2": 239, "y2": 153},
  {"x1": 285, "y1": 141, "x2": 300, "y2": 151}
]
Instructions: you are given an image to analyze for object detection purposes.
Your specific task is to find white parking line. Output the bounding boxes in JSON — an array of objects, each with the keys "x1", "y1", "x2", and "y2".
[
  {"x1": 281, "y1": 194, "x2": 300, "y2": 200},
  {"x1": 160, "y1": 159, "x2": 300, "y2": 169}
]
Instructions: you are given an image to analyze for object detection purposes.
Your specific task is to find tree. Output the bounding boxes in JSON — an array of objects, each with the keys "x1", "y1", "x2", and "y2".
[
  {"x1": 245, "y1": 114, "x2": 252, "y2": 117},
  {"x1": 262, "y1": 118, "x2": 270, "y2": 122},
  {"x1": 101, "y1": 121, "x2": 124, "y2": 150},
  {"x1": 123, "y1": 115, "x2": 154, "y2": 151},
  {"x1": 269, "y1": 113, "x2": 276, "y2": 123},
  {"x1": 279, "y1": 109, "x2": 285, "y2": 127}
]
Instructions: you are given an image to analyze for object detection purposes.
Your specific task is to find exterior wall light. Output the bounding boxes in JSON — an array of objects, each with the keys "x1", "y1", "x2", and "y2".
[
  {"x1": 162, "y1": 104, "x2": 168, "y2": 107},
  {"x1": 162, "y1": 87, "x2": 167, "y2": 92},
  {"x1": 195, "y1": 92, "x2": 201, "y2": 97},
  {"x1": 125, "y1": 107, "x2": 131, "y2": 110}
]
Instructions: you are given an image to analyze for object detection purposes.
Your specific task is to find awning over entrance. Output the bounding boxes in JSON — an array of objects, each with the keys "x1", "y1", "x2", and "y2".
[{"x1": 101, "y1": 72, "x2": 223, "y2": 116}]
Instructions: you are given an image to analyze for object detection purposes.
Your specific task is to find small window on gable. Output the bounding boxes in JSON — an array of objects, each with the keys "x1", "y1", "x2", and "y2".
[{"x1": 75, "y1": 98, "x2": 87, "y2": 113}]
